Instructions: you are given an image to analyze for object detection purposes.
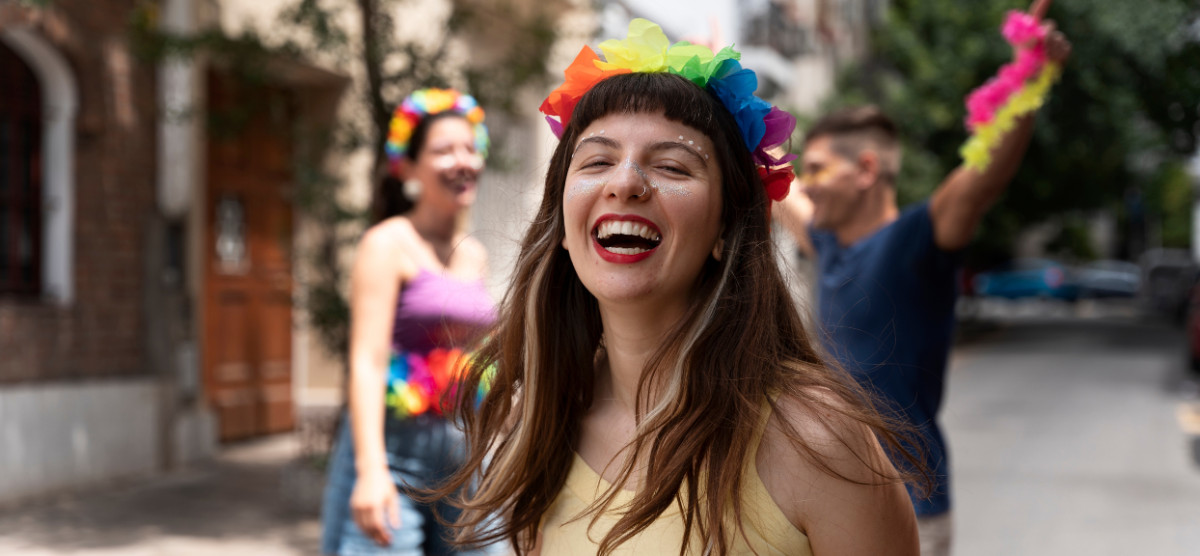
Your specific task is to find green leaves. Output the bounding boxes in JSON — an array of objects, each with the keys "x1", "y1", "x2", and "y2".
[{"x1": 835, "y1": 0, "x2": 1200, "y2": 264}]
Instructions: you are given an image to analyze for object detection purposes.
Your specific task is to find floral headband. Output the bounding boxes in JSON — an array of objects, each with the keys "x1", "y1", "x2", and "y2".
[
  {"x1": 540, "y1": 19, "x2": 797, "y2": 201},
  {"x1": 385, "y1": 88, "x2": 490, "y2": 178}
]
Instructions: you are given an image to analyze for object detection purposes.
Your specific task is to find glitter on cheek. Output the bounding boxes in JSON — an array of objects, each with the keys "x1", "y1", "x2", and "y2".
[
  {"x1": 652, "y1": 182, "x2": 692, "y2": 197},
  {"x1": 624, "y1": 160, "x2": 693, "y2": 197},
  {"x1": 566, "y1": 177, "x2": 605, "y2": 200}
]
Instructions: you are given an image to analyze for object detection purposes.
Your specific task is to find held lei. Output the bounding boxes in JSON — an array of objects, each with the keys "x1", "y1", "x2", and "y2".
[
  {"x1": 540, "y1": 18, "x2": 797, "y2": 202},
  {"x1": 385, "y1": 88, "x2": 490, "y2": 179},
  {"x1": 960, "y1": 10, "x2": 1061, "y2": 172}
]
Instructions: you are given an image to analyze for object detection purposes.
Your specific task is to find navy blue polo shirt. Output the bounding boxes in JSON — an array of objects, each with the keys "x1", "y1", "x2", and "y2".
[{"x1": 809, "y1": 201, "x2": 960, "y2": 516}]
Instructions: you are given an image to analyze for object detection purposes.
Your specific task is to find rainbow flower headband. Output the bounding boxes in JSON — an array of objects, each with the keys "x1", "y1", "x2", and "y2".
[
  {"x1": 540, "y1": 19, "x2": 797, "y2": 201},
  {"x1": 960, "y1": 10, "x2": 1061, "y2": 171},
  {"x1": 385, "y1": 88, "x2": 490, "y2": 177}
]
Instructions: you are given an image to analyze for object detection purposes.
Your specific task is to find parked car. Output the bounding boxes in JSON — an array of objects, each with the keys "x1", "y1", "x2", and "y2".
[
  {"x1": 1186, "y1": 281, "x2": 1200, "y2": 371},
  {"x1": 972, "y1": 258, "x2": 1080, "y2": 301},
  {"x1": 1076, "y1": 259, "x2": 1141, "y2": 299},
  {"x1": 1139, "y1": 248, "x2": 1198, "y2": 323}
]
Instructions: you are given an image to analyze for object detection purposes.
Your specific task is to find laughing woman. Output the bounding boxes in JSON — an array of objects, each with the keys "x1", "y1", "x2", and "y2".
[{"x1": 435, "y1": 20, "x2": 927, "y2": 556}]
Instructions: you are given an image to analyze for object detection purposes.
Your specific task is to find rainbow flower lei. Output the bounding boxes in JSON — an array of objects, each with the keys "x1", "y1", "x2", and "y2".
[
  {"x1": 385, "y1": 88, "x2": 490, "y2": 178},
  {"x1": 960, "y1": 11, "x2": 1061, "y2": 171},
  {"x1": 385, "y1": 348, "x2": 493, "y2": 418},
  {"x1": 540, "y1": 19, "x2": 797, "y2": 201}
]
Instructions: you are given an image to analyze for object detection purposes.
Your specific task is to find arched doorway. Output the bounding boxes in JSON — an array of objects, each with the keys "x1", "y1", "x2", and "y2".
[{"x1": 0, "y1": 40, "x2": 42, "y2": 296}]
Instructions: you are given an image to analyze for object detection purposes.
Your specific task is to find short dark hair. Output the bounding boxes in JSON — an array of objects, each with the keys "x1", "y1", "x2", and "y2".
[
  {"x1": 804, "y1": 105, "x2": 901, "y2": 181},
  {"x1": 804, "y1": 105, "x2": 898, "y2": 143}
]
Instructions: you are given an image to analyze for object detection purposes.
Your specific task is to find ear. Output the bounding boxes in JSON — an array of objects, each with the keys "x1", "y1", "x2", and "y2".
[
  {"x1": 711, "y1": 224, "x2": 726, "y2": 261},
  {"x1": 855, "y1": 150, "x2": 881, "y2": 190}
]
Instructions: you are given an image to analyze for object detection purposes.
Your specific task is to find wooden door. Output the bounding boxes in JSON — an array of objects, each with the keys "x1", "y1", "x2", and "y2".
[{"x1": 203, "y1": 73, "x2": 296, "y2": 441}]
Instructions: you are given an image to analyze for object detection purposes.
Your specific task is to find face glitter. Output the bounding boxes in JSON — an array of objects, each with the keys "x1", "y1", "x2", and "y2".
[
  {"x1": 567, "y1": 177, "x2": 606, "y2": 200},
  {"x1": 624, "y1": 160, "x2": 692, "y2": 197}
]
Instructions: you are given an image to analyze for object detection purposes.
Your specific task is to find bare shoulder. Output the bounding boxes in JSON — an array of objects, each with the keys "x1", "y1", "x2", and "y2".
[
  {"x1": 757, "y1": 388, "x2": 918, "y2": 554},
  {"x1": 355, "y1": 217, "x2": 419, "y2": 279},
  {"x1": 760, "y1": 388, "x2": 881, "y2": 485},
  {"x1": 359, "y1": 216, "x2": 417, "y2": 251}
]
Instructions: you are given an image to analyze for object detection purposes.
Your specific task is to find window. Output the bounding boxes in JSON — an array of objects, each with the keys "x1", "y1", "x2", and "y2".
[{"x1": 0, "y1": 41, "x2": 41, "y2": 296}]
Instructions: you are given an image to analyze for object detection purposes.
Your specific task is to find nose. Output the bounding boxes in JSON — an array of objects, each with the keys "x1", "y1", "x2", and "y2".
[
  {"x1": 604, "y1": 160, "x2": 650, "y2": 201},
  {"x1": 454, "y1": 146, "x2": 483, "y2": 172}
]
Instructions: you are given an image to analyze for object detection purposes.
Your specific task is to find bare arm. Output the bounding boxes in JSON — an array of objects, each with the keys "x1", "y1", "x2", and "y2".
[
  {"x1": 347, "y1": 221, "x2": 416, "y2": 546},
  {"x1": 929, "y1": 19, "x2": 1071, "y2": 251},
  {"x1": 759, "y1": 394, "x2": 918, "y2": 555}
]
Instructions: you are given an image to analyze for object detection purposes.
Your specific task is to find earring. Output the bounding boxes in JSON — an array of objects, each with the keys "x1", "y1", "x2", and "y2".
[
  {"x1": 403, "y1": 178, "x2": 423, "y2": 201},
  {"x1": 712, "y1": 238, "x2": 725, "y2": 261}
]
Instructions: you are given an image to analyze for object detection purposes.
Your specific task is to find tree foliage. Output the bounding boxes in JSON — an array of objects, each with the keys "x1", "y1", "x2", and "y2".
[
  {"x1": 832, "y1": 0, "x2": 1200, "y2": 265},
  {"x1": 128, "y1": 0, "x2": 562, "y2": 359}
]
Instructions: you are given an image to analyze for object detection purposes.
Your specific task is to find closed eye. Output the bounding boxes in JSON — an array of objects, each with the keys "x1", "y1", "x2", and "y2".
[{"x1": 657, "y1": 165, "x2": 691, "y2": 176}]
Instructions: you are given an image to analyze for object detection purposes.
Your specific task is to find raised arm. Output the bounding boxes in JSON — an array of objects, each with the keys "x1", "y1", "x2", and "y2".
[{"x1": 929, "y1": 3, "x2": 1070, "y2": 251}]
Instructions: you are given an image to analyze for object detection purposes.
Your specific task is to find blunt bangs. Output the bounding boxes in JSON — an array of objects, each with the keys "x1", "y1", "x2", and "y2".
[{"x1": 568, "y1": 72, "x2": 727, "y2": 144}]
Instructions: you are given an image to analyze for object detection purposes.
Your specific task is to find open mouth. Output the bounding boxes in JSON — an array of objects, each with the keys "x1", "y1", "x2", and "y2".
[
  {"x1": 439, "y1": 169, "x2": 478, "y2": 194},
  {"x1": 593, "y1": 218, "x2": 662, "y2": 256}
]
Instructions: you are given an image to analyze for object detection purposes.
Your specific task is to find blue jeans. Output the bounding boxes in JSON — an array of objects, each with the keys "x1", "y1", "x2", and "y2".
[{"x1": 321, "y1": 414, "x2": 480, "y2": 555}]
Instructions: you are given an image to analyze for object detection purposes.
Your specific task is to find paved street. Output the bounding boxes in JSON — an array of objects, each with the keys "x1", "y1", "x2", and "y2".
[
  {"x1": 0, "y1": 434, "x2": 323, "y2": 555},
  {"x1": 2, "y1": 308, "x2": 1199, "y2": 554},
  {"x1": 945, "y1": 310, "x2": 1200, "y2": 555}
]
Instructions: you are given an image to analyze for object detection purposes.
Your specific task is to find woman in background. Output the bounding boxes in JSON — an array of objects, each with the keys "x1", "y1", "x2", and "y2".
[{"x1": 321, "y1": 88, "x2": 496, "y2": 556}]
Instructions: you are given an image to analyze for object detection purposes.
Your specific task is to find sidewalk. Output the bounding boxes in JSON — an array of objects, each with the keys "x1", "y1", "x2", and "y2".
[{"x1": 0, "y1": 433, "x2": 324, "y2": 556}]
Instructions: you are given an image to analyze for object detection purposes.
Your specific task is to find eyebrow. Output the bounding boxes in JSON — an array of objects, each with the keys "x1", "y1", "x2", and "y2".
[
  {"x1": 573, "y1": 136, "x2": 618, "y2": 155},
  {"x1": 573, "y1": 137, "x2": 707, "y2": 165},
  {"x1": 647, "y1": 141, "x2": 707, "y2": 165}
]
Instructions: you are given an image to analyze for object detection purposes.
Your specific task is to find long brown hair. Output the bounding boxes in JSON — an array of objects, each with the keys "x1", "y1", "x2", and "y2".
[{"x1": 433, "y1": 73, "x2": 927, "y2": 555}]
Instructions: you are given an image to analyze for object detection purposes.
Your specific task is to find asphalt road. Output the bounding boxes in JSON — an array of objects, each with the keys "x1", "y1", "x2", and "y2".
[{"x1": 943, "y1": 311, "x2": 1200, "y2": 555}]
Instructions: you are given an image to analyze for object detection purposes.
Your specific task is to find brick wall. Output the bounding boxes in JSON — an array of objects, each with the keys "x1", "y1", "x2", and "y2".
[{"x1": 0, "y1": 0, "x2": 157, "y2": 383}]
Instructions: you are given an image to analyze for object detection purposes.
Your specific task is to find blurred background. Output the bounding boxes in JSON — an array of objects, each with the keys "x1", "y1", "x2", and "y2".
[{"x1": 0, "y1": 0, "x2": 1198, "y2": 554}]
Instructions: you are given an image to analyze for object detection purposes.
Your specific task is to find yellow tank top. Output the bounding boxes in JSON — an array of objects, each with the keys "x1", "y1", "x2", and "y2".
[{"x1": 539, "y1": 409, "x2": 812, "y2": 555}]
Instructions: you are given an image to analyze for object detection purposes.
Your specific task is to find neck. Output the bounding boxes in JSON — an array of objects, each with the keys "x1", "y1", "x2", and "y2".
[
  {"x1": 595, "y1": 297, "x2": 689, "y2": 415},
  {"x1": 408, "y1": 201, "x2": 461, "y2": 245},
  {"x1": 835, "y1": 183, "x2": 899, "y2": 246}
]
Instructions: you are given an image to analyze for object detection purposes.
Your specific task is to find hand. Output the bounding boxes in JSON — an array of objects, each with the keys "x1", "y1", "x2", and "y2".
[
  {"x1": 350, "y1": 468, "x2": 402, "y2": 547},
  {"x1": 1042, "y1": 22, "x2": 1071, "y2": 65},
  {"x1": 1029, "y1": 0, "x2": 1071, "y2": 65}
]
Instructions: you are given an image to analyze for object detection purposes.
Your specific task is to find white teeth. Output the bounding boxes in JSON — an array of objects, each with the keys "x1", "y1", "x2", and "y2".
[
  {"x1": 606, "y1": 247, "x2": 649, "y2": 255},
  {"x1": 595, "y1": 220, "x2": 661, "y2": 242}
]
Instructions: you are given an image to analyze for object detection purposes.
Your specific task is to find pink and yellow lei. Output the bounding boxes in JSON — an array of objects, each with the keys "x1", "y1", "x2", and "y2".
[{"x1": 960, "y1": 10, "x2": 1061, "y2": 171}]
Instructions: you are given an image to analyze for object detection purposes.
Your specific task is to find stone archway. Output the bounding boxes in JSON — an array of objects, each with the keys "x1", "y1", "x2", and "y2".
[{"x1": 0, "y1": 26, "x2": 78, "y2": 304}]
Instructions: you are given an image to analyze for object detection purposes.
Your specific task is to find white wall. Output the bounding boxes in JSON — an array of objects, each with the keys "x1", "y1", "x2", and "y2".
[{"x1": 0, "y1": 379, "x2": 161, "y2": 504}]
